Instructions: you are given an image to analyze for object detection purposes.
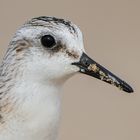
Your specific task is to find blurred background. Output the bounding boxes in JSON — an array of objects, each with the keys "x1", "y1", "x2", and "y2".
[{"x1": 0, "y1": 0, "x2": 139, "y2": 140}]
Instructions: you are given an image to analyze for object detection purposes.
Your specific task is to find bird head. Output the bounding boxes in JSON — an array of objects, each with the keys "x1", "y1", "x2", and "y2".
[{"x1": 7, "y1": 16, "x2": 133, "y2": 92}]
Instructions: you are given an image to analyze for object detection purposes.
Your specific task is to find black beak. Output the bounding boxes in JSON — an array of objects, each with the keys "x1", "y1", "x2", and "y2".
[{"x1": 72, "y1": 53, "x2": 134, "y2": 93}]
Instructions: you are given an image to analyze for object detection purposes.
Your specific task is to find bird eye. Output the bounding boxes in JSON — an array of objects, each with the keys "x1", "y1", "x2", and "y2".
[{"x1": 41, "y1": 35, "x2": 56, "y2": 48}]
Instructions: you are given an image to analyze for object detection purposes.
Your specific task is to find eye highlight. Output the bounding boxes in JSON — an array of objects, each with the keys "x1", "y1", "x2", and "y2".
[{"x1": 41, "y1": 35, "x2": 56, "y2": 48}]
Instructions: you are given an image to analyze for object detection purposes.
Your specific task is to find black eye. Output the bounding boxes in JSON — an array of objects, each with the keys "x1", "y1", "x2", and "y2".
[{"x1": 41, "y1": 35, "x2": 56, "y2": 48}]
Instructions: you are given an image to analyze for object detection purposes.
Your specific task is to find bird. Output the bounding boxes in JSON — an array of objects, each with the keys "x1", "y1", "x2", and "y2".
[{"x1": 0, "y1": 16, "x2": 133, "y2": 140}]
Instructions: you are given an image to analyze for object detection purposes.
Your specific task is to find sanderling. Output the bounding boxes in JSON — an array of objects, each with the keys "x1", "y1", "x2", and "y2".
[{"x1": 0, "y1": 16, "x2": 133, "y2": 140}]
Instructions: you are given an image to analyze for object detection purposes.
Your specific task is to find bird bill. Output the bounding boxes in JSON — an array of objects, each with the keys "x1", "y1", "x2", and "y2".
[{"x1": 72, "y1": 53, "x2": 133, "y2": 93}]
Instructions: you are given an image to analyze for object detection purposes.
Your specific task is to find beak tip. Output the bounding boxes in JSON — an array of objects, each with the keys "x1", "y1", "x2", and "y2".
[
  {"x1": 122, "y1": 83, "x2": 134, "y2": 93},
  {"x1": 127, "y1": 87, "x2": 134, "y2": 93}
]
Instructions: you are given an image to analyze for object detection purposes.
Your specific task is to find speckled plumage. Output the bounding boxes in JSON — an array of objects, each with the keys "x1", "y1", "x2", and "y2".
[{"x1": 25, "y1": 17, "x2": 77, "y2": 34}]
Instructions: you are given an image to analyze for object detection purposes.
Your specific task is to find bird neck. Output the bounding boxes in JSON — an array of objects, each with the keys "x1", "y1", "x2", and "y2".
[{"x1": 0, "y1": 75, "x2": 62, "y2": 140}]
